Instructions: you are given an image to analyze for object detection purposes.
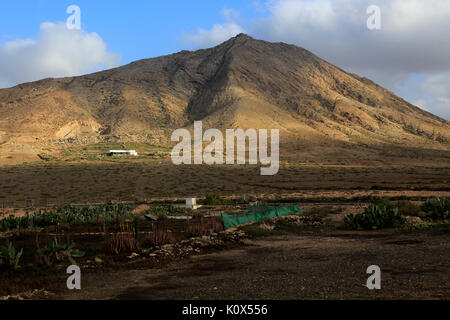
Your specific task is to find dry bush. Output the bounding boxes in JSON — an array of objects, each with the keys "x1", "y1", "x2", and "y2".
[
  {"x1": 209, "y1": 218, "x2": 224, "y2": 233},
  {"x1": 141, "y1": 229, "x2": 176, "y2": 247},
  {"x1": 187, "y1": 223, "x2": 208, "y2": 237},
  {"x1": 56, "y1": 222, "x2": 71, "y2": 232},
  {"x1": 106, "y1": 233, "x2": 141, "y2": 255},
  {"x1": 191, "y1": 211, "x2": 204, "y2": 220},
  {"x1": 396, "y1": 200, "x2": 421, "y2": 216},
  {"x1": 187, "y1": 218, "x2": 224, "y2": 237},
  {"x1": 157, "y1": 214, "x2": 168, "y2": 222}
]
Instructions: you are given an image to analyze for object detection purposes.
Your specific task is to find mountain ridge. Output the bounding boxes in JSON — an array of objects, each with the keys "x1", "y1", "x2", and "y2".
[{"x1": 0, "y1": 34, "x2": 448, "y2": 164}]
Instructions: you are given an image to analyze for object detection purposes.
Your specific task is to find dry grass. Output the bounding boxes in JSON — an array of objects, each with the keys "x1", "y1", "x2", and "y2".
[
  {"x1": 0, "y1": 160, "x2": 448, "y2": 207},
  {"x1": 141, "y1": 229, "x2": 176, "y2": 247},
  {"x1": 187, "y1": 219, "x2": 224, "y2": 237},
  {"x1": 106, "y1": 233, "x2": 141, "y2": 255}
]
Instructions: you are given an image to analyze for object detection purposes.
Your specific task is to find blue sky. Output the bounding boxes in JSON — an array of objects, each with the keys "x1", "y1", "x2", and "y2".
[
  {"x1": 0, "y1": 0, "x2": 262, "y2": 63},
  {"x1": 0, "y1": 0, "x2": 449, "y2": 120}
]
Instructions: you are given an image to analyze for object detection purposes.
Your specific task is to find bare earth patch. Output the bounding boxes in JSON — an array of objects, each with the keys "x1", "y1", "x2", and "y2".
[{"x1": 57, "y1": 229, "x2": 449, "y2": 300}]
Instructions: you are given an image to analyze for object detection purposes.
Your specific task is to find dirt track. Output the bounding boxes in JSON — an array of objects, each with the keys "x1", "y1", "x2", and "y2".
[{"x1": 58, "y1": 229, "x2": 450, "y2": 300}]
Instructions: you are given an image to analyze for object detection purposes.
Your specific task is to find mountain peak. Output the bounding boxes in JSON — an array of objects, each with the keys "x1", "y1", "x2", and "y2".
[
  {"x1": 0, "y1": 35, "x2": 448, "y2": 165},
  {"x1": 234, "y1": 33, "x2": 253, "y2": 40},
  {"x1": 224, "y1": 33, "x2": 255, "y2": 46}
]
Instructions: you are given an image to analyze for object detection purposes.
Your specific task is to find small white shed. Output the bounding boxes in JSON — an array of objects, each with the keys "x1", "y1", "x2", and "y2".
[
  {"x1": 174, "y1": 198, "x2": 202, "y2": 210},
  {"x1": 107, "y1": 150, "x2": 138, "y2": 157},
  {"x1": 186, "y1": 198, "x2": 197, "y2": 206}
]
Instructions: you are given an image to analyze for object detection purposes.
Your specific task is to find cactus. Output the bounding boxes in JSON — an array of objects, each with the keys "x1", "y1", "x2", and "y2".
[
  {"x1": 0, "y1": 203, "x2": 133, "y2": 232},
  {"x1": 419, "y1": 197, "x2": 449, "y2": 220},
  {"x1": 0, "y1": 241, "x2": 23, "y2": 270},
  {"x1": 343, "y1": 204, "x2": 406, "y2": 230}
]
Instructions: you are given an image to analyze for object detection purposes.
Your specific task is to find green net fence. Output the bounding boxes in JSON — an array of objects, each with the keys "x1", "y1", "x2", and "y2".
[{"x1": 221, "y1": 204, "x2": 303, "y2": 230}]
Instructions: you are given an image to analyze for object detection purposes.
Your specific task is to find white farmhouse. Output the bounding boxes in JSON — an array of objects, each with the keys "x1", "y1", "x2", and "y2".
[{"x1": 107, "y1": 150, "x2": 138, "y2": 157}]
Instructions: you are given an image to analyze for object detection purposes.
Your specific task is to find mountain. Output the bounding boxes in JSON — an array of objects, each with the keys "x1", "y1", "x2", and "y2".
[{"x1": 0, "y1": 33, "x2": 448, "y2": 164}]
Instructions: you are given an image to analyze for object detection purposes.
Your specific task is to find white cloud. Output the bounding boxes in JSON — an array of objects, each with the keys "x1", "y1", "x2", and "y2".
[
  {"x1": 414, "y1": 97, "x2": 450, "y2": 121},
  {"x1": 183, "y1": 0, "x2": 450, "y2": 120},
  {"x1": 421, "y1": 71, "x2": 450, "y2": 98},
  {"x1": 413, "y1": 71, "x2": 450, "y2": 120},
  {"x1": 265, "y1": 0, "x2": 337, "y2": 32},
  {"x1": 0, "y1": 22, "x2": 121, "y2": 88},
  {"x1": 249, "y1": 0, "x2": 450, "y2": 75},
  {"x1": 182, "y1": 9, "x2": 245, "y2": 49}
]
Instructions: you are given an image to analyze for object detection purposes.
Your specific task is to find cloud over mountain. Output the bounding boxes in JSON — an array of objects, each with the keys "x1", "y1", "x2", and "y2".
[
  {"x1": 182, "y1": 9, "x2": 244, "y2": 49},
  {"x1": 183, "y1": 0, "x2": 450, "y2": 119},
  {"x1": 0, "y1": 22, "x2": 121, "y2": 88}
]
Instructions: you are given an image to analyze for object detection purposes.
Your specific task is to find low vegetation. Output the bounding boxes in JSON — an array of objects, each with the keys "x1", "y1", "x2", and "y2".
[
  {"x1": 141, "y1": 228, "x2": 176, "y2": 247},
  {"x1": 36, "y1": 238, "x2": 85, "y2": 266},
  {"x1": 304, "y1": 206, "x2": 343, "y2": 217},
  {"x1": 0, "y1": 196, "x2": 448, "y2": 295},
  {"x1": 343, "y1": 204, "x2": 406, "y2": 230},
  {"x1": 201, "y1": 194, "x2": 235, "y2": 206},
  {"x1": 0, "y1": 203, "x2": 133, "y2": 232},
  {"x1": 0, "y1": 241, "x2": 23, "y2": 270},
  {"x1": 418, "y1": 197, "x2": 449, "y2": 220},
  {"x1": 143, "y1": 205, "x2": 190, "y2": 217},
  {"x1": 395, "y1": 200, "x2": 421, "y2": 216},
  {"x1": 342, "y1": 197, "x2": 449, "y2": 230},
  {"x1": 187, "y1": 218, "x2": 223, "y2": 237},
  {"x1": 106, "y1": 233, "x2": 141, "y2": 255}
]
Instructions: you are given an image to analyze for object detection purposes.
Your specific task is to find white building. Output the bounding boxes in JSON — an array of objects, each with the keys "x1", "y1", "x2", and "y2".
[
  {"x1": 186, "y1": 198, "x2": 197, "y2": 206},
  {"x1": 173, "y1": 198, "x2": 202, "y2": 210},
  {"x1": 107, "y1": 150, "x2": 138, "y2": 157}
]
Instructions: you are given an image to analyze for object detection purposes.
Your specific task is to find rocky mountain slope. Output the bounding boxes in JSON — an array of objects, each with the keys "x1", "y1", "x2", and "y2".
[{"x1": 0, "y1": 34, "x2": 448, "y2": 164}]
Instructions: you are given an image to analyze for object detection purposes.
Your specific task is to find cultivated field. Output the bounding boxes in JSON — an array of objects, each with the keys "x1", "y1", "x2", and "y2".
[
  {"x1": 0, "y1": 154, "x2": 449, "y2": 300},
  {"x1": 0, "y1": 156, "x2": 449, "y2": 208}
]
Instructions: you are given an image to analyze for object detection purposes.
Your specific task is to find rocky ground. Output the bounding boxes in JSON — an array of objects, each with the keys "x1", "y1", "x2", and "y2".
[{"x1": 54, "y1": 228, "x2": 449, "y2": 300}]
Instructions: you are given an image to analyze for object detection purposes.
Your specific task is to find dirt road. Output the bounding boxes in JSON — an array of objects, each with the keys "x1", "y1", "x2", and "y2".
[{"x1": 58, "y1": 230, "x2": 449, "y2": 300}]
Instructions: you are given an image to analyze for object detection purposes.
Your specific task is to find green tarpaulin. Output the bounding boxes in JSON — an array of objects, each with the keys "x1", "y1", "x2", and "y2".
[{"x1": 221, "y1": 204, "x2": 303, "y2": 230}]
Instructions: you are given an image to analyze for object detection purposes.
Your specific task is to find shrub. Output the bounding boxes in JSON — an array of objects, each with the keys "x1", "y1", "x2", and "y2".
[
  {"x1": 0, "y1": 241, "x2": 23, "y2": 270},
  {"x1": 395, "y1": 200, "x2": 421, "y2": 216},
  {"x1": 191, "y1": 211, "x2": 205, "y2": 220},
  {"x1": 0, "y1": 203, "x2": 133, "y2": 232},
  {"x1": 133, "y1": 218, "x2": 141, "y2": 241},
  {"x1": 187, "y1": 219, "x2": 223, "y2": 237},
  {"x1": 201, "y1": 195, "x2": 234, "y2": 206},
  {"x1": 343, "y1": 204, "x2": 406, "y2": 230},
  {"x1": 187, "y1": 223, "x2": 208, "y2": 237},
  {"x1": 141, "y1": 229, "x2": 176, "y2": 247},
  {"x1": 371, "y1": 198, "x2": 394, "y2": 209},
  {"x1": 144, "y1": 205, "x2": 189, "y2": 216},
  {"x1": 157, "y1": 213, "x2": 169, "y2": 222},
  {"x1": 305, "y1": 206, "x2": 343, "y2": 217},
  {"x1": 56, "y1": 222, "x2": 71, "y2": 233},
  {"x1": 209, "y1": 219, "x2": 224, "y2": 233},
  {"x1": 36, "y1": 238, "x2": 84, "y2": 266},
  {"x1": 419, "y1": 197, "x2": 450, "y2": 220},
  {"x1": 106, "y1": 233, "x2": 141, "y2": 255}
]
